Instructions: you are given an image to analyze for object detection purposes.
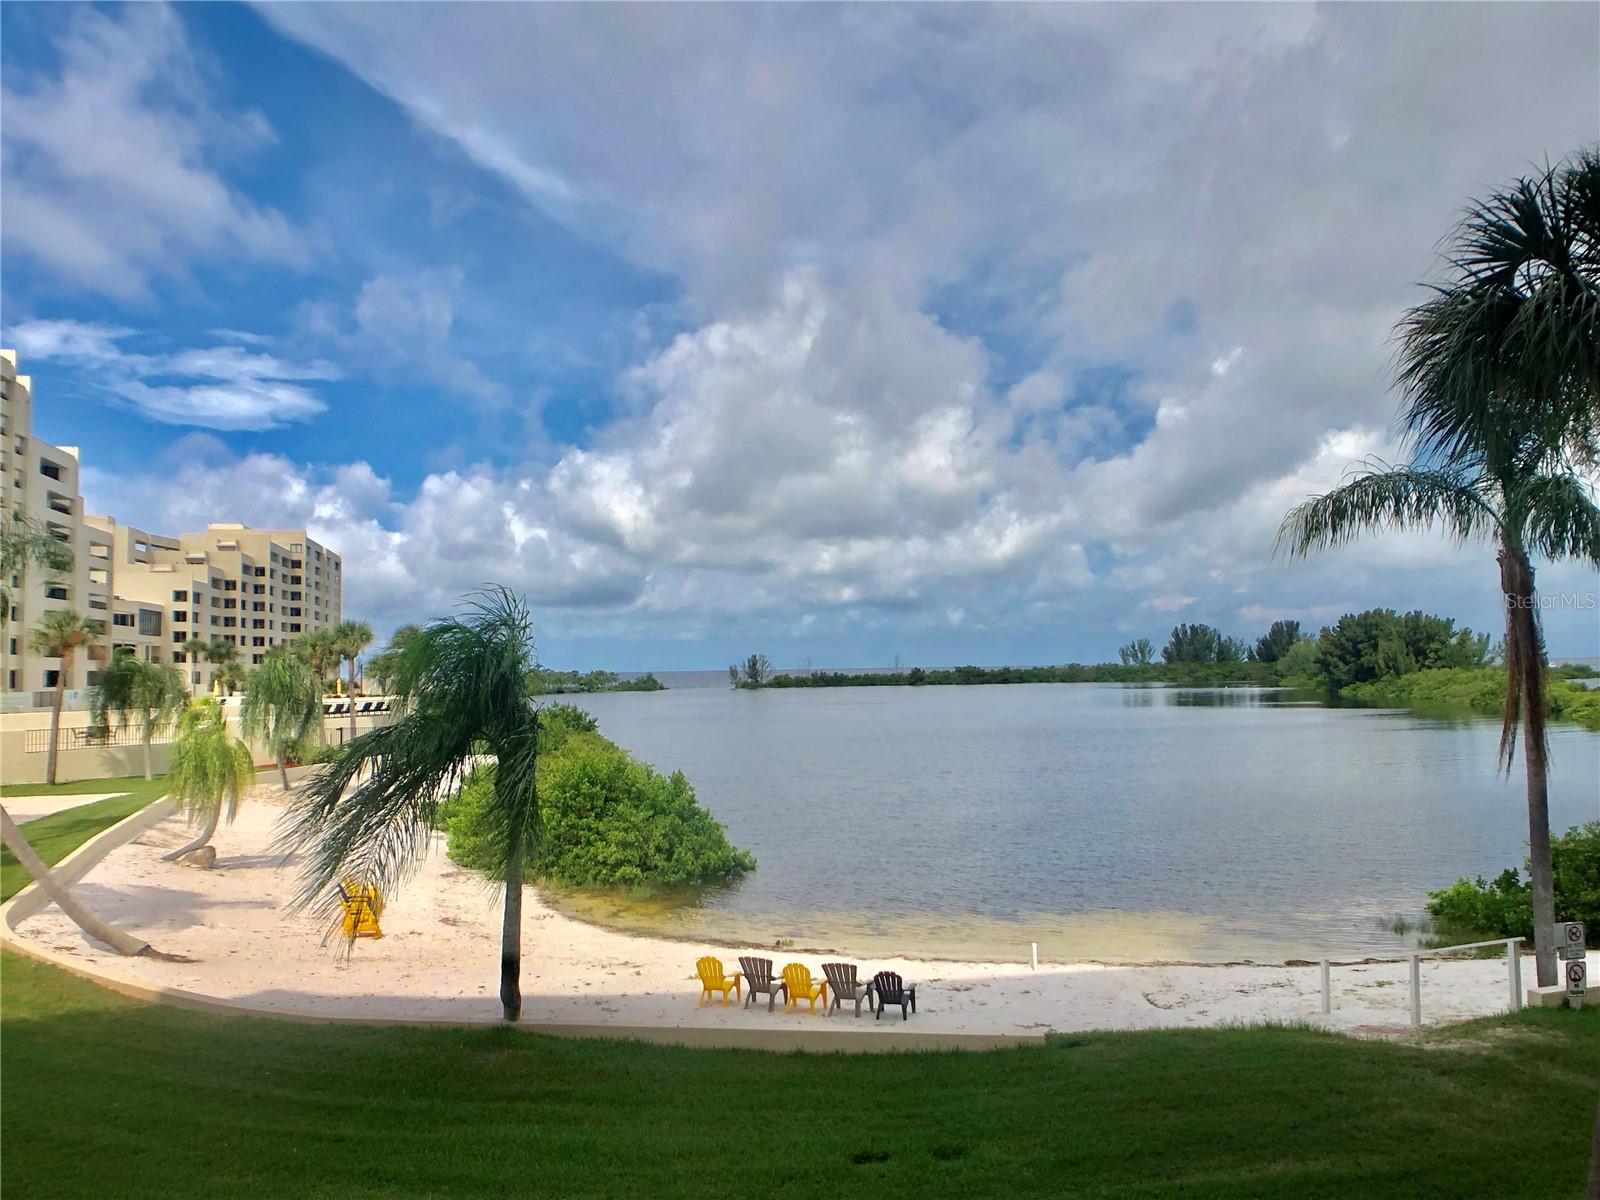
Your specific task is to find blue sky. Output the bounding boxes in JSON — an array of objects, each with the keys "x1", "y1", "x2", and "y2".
[{"x1": 3, "y1": 3, "x2": 1597, "y2": 670}]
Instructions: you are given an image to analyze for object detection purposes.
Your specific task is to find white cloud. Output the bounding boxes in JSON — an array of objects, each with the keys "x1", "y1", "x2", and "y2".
[
  {"x1": 1, "y1": 4, "x2": 306, "y2": 299},
  {"x1": 6, "y1": 319, "x2": 336, "y2": 430}
]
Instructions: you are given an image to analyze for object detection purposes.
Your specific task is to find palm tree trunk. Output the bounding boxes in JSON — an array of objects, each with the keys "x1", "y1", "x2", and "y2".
[
  {"x1": 45, "y1": 671, "x2": 64, "y2": 786},
  {"x1": 500, "y1": 827, "x2": 524, "y2": 1022},
  {"x1": 161, "y1": 804, "x2": 220, "y2": 862},
  {"x1": 141, "y1": 731, "x2": 154, "y2": 782},
  {"x1": 276, "y1": 747, "x2": 290, "y2": 792},
  {"x1": 1500, "y1": 544, "x2": 1557, "y2": 988},
  {"x1": 348, "y1": 661, "x2": 357, "y2": 743},
  {"x1": 0, "y1": 805, "x2": 152, "y2": 956}
]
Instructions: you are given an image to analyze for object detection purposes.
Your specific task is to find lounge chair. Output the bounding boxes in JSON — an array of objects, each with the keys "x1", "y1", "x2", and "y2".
[
  {"x1": 872, "y1": 971, "x2": 917, "y2": 1020},
  {"x1": 337, "y1": 879, "x2": 384, "y2": 941},
  {"x1": 738, "y1": 955, "x2": 784, "y2": 1011},
  {"x1": 781, "y1": 963, "x2": 827, "y2": 1013},
  {"x1": 822, "y1": 962, "x2": 873, "y2": 1017},
  {"x1": 695, "y1": 956, "x2": 742, "y2": 1006}
]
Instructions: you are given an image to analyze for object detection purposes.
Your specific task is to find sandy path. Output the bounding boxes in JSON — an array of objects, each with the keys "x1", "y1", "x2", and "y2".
[
  {"x1": 5, "y1": 793, "x2": 128, "y2": 825},
  {"x1": 12, "y1": 785, "x2": 1579, "y2": 1039}
]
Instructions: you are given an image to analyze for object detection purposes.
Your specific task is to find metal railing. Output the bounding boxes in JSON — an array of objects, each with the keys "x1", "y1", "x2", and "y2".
[
  {"x1": 24, "y1": 720, "x2": 179, "y2": 753},
  {"x1": 1319, "y1": 937, "x2": 1524, "y2": 1027}
]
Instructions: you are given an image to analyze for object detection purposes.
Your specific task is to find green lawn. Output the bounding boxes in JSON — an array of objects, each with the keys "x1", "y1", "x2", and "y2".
[
  {"x1": 0, "y1": 949, "x2": 1595, "y2": 1199},
  {"x1": 0, "y1": 775, "x2": 172, "y2": 902}
]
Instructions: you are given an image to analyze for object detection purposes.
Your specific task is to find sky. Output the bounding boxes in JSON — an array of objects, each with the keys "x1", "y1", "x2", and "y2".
[{"x1": 2, "y1": 2, "x2": 1597, "y2": 671}]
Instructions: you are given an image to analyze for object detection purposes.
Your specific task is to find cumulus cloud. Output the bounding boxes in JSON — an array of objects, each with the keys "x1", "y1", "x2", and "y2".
[
  {"x1": 6, "y1": 318, "x2": 335, "y2": 430},
  {"x1": 1, "y1": 4, "x2": 306, "y2": 299}
]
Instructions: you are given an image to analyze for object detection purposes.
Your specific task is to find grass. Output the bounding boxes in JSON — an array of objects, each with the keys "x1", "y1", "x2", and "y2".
[
  {"x1": 0, "y1": 950, "x2": 1595, "y2": 1199},
  {"x1": 0, "y1": 775, "x2": 172, "y2": 902}
]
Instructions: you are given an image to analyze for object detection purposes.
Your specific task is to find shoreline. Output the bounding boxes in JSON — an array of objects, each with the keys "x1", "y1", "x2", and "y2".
[{"x1": 5, "y1": 783, "x2": 1573, "y2": 1042}]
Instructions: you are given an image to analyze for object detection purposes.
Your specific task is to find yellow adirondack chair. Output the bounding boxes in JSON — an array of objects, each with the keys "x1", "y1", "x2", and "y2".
[
  {"x1": 696, "y1": 956, "x2": 742, "y2": 1005},
  {"x1": 339, "y1": 879, "x2": 384, "y2": 941},
  {"x1": 782, "y1": 962, "x2": 827, "y2": 1013}
]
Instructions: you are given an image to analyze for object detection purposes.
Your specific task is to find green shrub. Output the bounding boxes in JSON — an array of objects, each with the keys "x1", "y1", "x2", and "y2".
[
  {"x1": 445, "y1": 731, "x2": 755, "y2": 888},
  {"x1": 1426, "y1": 823, "x2": 1600, "y2": 944},
  {"x1": 1340, "y1": 667, "x2": 1600, "y2": 730}
]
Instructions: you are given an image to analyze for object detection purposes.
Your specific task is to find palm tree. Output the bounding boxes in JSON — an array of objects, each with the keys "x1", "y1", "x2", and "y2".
[
  {"x1": 28, "y1": 610, "x2": 106, "y2": 786},
  {"x1": 363, "y1": 623, "x2": 421, "y2": 696},
  {"x1": 91, "y1": 650, "x2": 187, "y2": 781},
  {"x1": 0, "y1": 513, "x2": 73, "y2": 632},
  {"x1": 0, "y1": 806, "x2": 153, "y2": 956},
  {"x1": 333, "y1": 619, "x2": 374, "y2": 739},
  {"x1": 180, "y1": 637, "x2": 211, "y2": 696},
  {"x1": 280, "y1": 588, "x2": 541, "y2": 1022},
  {"x1": 1281, "y1": 150, "x2": 1600, "y2": 990},
  {"x1": 240, "y1": 647, "x2": 323, "y2": 790},
  {"x1": 295, "y1": 629, "x2": 342, "y2": 693},
  {"x1": 204, "y1": 638, "x2": 240, "y2": 696},
  {"x1": 160, "y1": 698, "x2": 254, "y2": 863}
]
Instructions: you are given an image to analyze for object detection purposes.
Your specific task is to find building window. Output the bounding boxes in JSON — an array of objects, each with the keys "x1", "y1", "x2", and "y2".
[
  {"x1": 252, "y1": 636, "x2": 266, "y2": 647},
  {"x1": 251, "y1": 654, "x2": 263, "y2": 665},
  {"x1": 39, "y1": 459, "x2": 63, "y2": 481},
  {"x1": 44, "y1": 669, "x2": 61, "y2": 687},
  {"x1": 173, "y1": 611, "x2": 187, "y2": 622},
  {"x1": 138, "y1": 610, "x2": 163, "y2": 637},
  {"x1": 173, "y1": 590, "x2": 188, "y2": 602},
  {"x1": 6, "y1": 670, "x2": 14, "y2": 689},
  {"x1": 44, "y1": 585, "x2": 69, "y2": 601},
  {"x1": 113, "y1": 612, "x2": 135, "y2": 627}
]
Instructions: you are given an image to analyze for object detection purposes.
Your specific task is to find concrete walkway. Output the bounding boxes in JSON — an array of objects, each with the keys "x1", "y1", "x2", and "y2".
[{"x1": 4, "y1": 793, "x2": 128, "y2": 825}]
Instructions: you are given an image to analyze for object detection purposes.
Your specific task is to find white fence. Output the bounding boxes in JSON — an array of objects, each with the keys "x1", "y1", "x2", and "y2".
[{"x1": 1319, "y1": 938, "x2": 1524, "y2": 1027}]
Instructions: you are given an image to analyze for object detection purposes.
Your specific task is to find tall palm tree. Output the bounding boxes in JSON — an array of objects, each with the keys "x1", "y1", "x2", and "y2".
[
  {"x1": 240, "y1": 647, "x2": 323, "y2": 790},
  {"x1": 333, "y1": 619, "x2": 374, "y2": 739},
  {"x1": 280, "y1": 588, "x2": 541, "y2": 1022},
  {"x1": 28, "y1": 610, "x2": 106, "y2": 786},
  {"x1": 1282, "y1": 150, "x2": 1600, "y2": 990},
  {"x1": 180, "y1": 636, "x2": 211, "y2": 697},
  {"x1": 161, "y1": 698, "x2": 254, "y2": 863},
  {"x1": 92, "y1": 650, "x2": 187, "y2": 781},
  {"x1": 363, "y1": 623, "x2": 421, "y2": 696}
]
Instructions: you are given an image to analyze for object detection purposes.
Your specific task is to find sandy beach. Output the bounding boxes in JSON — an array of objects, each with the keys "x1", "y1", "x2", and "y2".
[{"x1": 9, "y1": 785, "x2": 1580, "y2": 1040}]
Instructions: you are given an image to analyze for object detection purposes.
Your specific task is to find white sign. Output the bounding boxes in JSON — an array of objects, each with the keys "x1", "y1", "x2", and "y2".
[
  {"x1": 1566, "y1": 960, "x2": 1587, "y2": 998},
  {"x1": 1556, "y1": 922, "x2": 1586, "y2": 958}
]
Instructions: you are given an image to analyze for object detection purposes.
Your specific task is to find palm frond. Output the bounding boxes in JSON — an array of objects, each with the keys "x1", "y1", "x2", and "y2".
[
  {"x1": 1512, "y1": 472, "x2": 1600, "y2": 565},
  {"x1": 1276, "y1": 461, "x2": 1500, "y2": 558}
]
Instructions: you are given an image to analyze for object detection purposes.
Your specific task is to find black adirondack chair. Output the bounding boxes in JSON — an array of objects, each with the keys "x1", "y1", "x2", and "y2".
[
  {"x1": 821, "y1": 962, "x2": 873, "y2": 1017},
  {"x1": 872, "y1": 971, "x2": 917, "y2": 1020},
  {"x1": 738, "y1": 956, "x2": 785, "y2": 1011}
]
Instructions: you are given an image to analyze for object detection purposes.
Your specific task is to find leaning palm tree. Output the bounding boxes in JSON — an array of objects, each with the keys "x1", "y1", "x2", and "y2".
[
  {"x1": 279, "y1": 587, "x2": 541, "y2": 1022},
  {"x1": 333, "y1": 619, "x2": 374, "y2": 739},
  {"x1": 160, "y1": 698, "x2": 254, "y2": 863},
  {"x1": 1282, "y1": 151, "x2": 1600, "y2": 990},
  {"x1": 240, "y1": 646, "x2": 323, "y2": 790},
  {"x1": 0, "y1": 806, "x2": 155, "y2": 956},
  {"x1": 28, "y1": 610, "x2": 106, "y2": 786},
  {"x1": 92, "y1": 650, "x2": 187, "y2": 781}
]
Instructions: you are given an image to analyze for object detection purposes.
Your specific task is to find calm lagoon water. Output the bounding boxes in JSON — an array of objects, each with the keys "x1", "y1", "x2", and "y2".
[{"x1": 561, "y1": 683, "x2": 1600, "y2": 964}]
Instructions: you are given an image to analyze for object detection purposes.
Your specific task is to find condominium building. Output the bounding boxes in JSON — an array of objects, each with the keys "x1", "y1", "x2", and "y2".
[
  {"x1": 1, "y1": 350, "x2": 342, "y2": 703},
  {"x1": 1, "y1": 351, "x2": 111, "y2": 695}
]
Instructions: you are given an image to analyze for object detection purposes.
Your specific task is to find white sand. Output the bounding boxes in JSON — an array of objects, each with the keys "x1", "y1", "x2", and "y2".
[
  {"x1": 13, "y1": 786, "x2": 1583, "y2": 1040},
  {"x1": 5, "y1": 792, "x2": 127, "y2": 825}
]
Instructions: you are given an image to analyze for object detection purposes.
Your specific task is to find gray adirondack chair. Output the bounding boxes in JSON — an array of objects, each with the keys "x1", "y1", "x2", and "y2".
[
  {"x1": 872, "y1": 971, "x2": 917, "y2": 1020},
  {"x1": 738, "y1": 956, "x2": 784, "y2": 1011},
  {"x1": 822, "y1": 962, "x2": 873, "y2": 1017}
]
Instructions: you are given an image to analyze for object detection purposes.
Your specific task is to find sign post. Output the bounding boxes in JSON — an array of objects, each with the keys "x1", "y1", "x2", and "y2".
[{"x1": 1557, "y1": 923, "x2": 1587, "y2": 1008}]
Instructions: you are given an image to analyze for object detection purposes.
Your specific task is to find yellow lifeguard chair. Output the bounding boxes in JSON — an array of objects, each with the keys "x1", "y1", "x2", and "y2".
[{"x1": 338, "y1": 879, "x2": 384, "y2": 941}]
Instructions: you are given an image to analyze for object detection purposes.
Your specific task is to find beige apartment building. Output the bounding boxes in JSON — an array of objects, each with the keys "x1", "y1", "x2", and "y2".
[{"x1": 1, "y1": 349, "x2": 342, "y2": 705}]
